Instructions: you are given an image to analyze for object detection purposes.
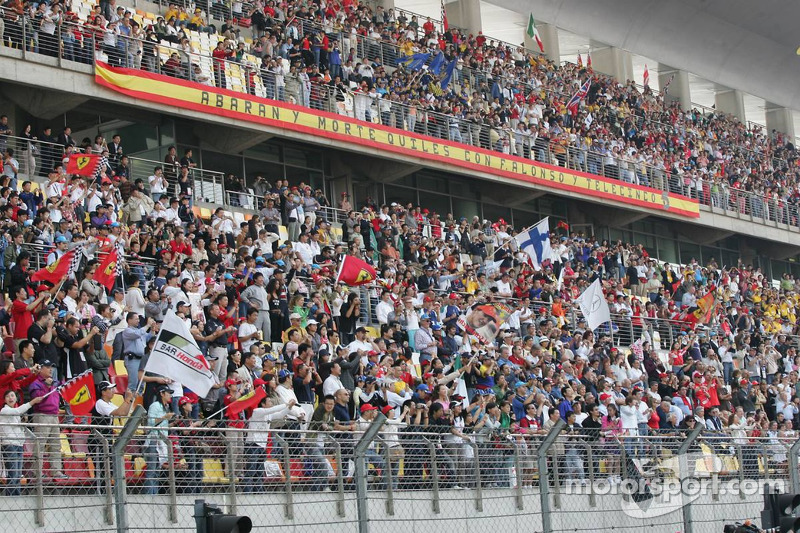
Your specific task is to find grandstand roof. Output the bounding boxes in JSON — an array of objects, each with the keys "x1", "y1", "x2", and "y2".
[{"x1": 486, "y1": 0, "x2": 800, "y2": 112}]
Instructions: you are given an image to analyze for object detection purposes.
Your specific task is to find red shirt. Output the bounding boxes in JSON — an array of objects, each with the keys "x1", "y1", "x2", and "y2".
[{"x1": 11, "y1": 299, "x2": 35, "y2": 339}]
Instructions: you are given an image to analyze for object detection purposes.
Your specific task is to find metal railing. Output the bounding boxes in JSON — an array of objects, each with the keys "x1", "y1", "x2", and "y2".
[{"x1": 0, "y1": 419, "x2": 789, "y2": 532}]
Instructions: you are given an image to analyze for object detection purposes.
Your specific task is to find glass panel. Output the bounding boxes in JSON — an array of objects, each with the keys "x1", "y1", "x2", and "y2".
[
  {"x1": 701, "y1": 246, "x2": 720, "y2": 267},
  {"x1": 423, "y1": 193, "x2": 452, "y2": 219},
  {"x1": 174, "y1": 120, "x2": 198, "y2": 146},
  {"x1": 678, "y1": 241, "x2": 701, "y2": 265},
  {"x1": 657, "y1": 238, "x2": 678, "y2": 264},
  {"x1": 417, "y1": 172, "x2": 449, "y2": 194},
  {"x1": 514, "y1": 210, "x2": 546, "y2": 229},
  {"x1": 772, "y1": 261, "x2": 789, "y2": 279},
  {"x1": 109, "y1": 124, "x2": 159, "y2": 154},
  {"x1": 243, "y1": 141, "x2": 282, "y2": 162},
  {"x1": 482, "y1": 204, "x2": 512, "y2": 225},
  {"x1": 284, "y1": 167, "x2": 323, "y2": 190},
  {"x1": 452, "y1": 176, "x2": 479, "y2": 200},
  {"x1": 283, "y1": 146, "x2": 323, "y2": 169},
  {"x1": 243, "y1": 159, "x2": 284, "y2": 187},
  {"x1": 384, "y1": 185, "x2": 418, "y2": 210},
  {"x1": 199, "y1": 150, "x2": 242, "y2": 178},
  {"x1": 453, "y1": 198, "x2": 480, "y2": 222}
]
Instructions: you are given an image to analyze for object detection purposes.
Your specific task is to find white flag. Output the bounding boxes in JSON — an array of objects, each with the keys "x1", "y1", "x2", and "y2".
[
  {"x1": 483, "y1": 259, "x2": 505, "y2": 277},
  {"x1": 575, "y1": 278, "x2": 610, "y2": 331},
  {"x1": 514, "y1": 217, "x2": 552, "y2": 270},
  {"x1": 143, "y1": 310, "x2": 218, "y2": 397}
]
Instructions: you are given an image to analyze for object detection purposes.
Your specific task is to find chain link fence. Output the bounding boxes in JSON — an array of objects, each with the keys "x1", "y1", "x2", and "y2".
[{"x1": 0, "y1": 417, "x2": 797, "y2": 532}]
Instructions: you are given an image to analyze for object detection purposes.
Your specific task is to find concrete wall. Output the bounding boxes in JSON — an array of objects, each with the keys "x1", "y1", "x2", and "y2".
[{"x1": 0, "y1": 488, "x2": 762, "y2": 532}]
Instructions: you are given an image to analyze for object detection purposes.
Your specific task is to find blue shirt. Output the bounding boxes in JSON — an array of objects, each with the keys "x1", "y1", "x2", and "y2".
[{"x1": 122, "y1": 326, "x2": 149, "y2": 356}]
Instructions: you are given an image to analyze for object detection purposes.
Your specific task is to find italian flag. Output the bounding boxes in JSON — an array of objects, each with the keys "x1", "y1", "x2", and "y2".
[{"x1": 527, "y1": 14, "x2": 544, "y2": 53}]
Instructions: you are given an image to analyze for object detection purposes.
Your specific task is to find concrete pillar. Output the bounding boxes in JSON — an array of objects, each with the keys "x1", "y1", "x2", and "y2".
[
  {"x1": 714, "y1": 86, "x2": 745, "y2": 122},
  {"x1": 524, "y1": 22, "x2": 560, "y2": 63},
  {"x1": 445, "y1": 0, "x2": 482, "y2": 36},
  {"x1": 589, "y1": 42, "x2": 633, "y2": 82},
  {"x1": 765, "y1": 102, "x2": 796, "y2": 141},
  {"x1": 658, "y1": 65, "x2": 691, "y2": 111}
]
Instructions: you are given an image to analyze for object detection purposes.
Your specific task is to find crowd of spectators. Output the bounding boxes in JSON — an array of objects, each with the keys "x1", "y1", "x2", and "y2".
[
  {"x1": 0, "y1": 0, "x2": 799, "y2": 492},
  {"x1": 0, "y1": 116, "x2": 797, "y2": 492},
  {"x1": 2, "y1": 0, "x2": 800, "y2": 222}
]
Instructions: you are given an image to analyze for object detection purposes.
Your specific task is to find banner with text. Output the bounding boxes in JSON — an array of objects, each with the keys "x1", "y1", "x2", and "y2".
[{"x1": 95, "y1": 62, "x2": 699, "y2": 218}]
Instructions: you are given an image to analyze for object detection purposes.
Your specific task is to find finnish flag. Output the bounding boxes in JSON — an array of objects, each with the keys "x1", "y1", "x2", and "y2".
[{"x1": 514, "y1": 217, "x2": 553, "y2": 270}]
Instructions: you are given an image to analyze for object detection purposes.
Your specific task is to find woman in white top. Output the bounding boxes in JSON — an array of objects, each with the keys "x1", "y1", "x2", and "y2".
[{"x1": 1, "y1": 390, "x2": 43, "y2": 495}]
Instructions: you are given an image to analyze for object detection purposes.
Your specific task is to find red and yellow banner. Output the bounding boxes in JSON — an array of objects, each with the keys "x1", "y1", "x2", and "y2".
[{"x1": 94, "y1": 62, "x2": 699, "y2": 218}]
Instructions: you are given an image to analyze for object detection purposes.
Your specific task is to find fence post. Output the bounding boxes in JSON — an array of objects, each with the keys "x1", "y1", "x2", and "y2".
[
  {"x1": 422, "y1": 437, "x2": 440, "y2": 514},
  {"x1": 678, "y1": 424, "x2": 703, "y2": 533},
  {"x1": 323, "y1": 434, "x2": 346, "y2": 517},
  {"x1": 508, "y1": 439, "x2": 523, "y2": 510},
  {"x1": 22, "y1": 428, "x2": 44, "y2": 526},
  {"x1": 112, "y1": 405, "x2": 147, "y2": 533},
  {"x1": 789, "y1": 438, "x2": 800, "y2": 494},
  {"x1": 467, "y1": 439, "x2": 482, "y2": 512},
  {"x1": 160, "y1": 434, "x2": 178, "y2": 522},
  {"x1": 225, "y1": 434, "x2": 237, "y2": 515},
  {"x1": 537, "y1": 420, "x2": 566, "y2": 533},
  {"x1": 273, "y1": 434, "x2": 293, "y2": 519},
  {"x1": 93, "y1": 430, "x2": 115, "y2": 525},
  {"x1": 354, "y1": 414, "x2": 387, "y2": 533},
  {"x1": 376, "y1": 436, "x2": 393, "y2": 516}
]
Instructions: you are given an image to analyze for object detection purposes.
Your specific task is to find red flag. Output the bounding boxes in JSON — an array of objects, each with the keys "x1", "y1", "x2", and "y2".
[
  {"x1": 227, "y1": 386, "x2": 266, "y2": 418},
  {"x1": 556, "y1": 220, "x2": 569, "y2": 231},
  {"x1": 94, "y1": 247, "x2": 119, "y2": 291},
  {"x1": 336, "y1": 255, "x2": 377, "y2": 286},
  {"x1": 31, "y1": 249, "x2": 75, "y2": 284},
  {"x1": 60, "y1": 370, "x2": 95, "y2": 416},
  {"x1": 587, "y1": 54, "x2": 592, "y2": 69},
  {"x1": 643, "y1": 64, "x2": 650, "y2": 88},
  {"x1": 441, "y1": 0, "x2": 449, "y2": 31},
  {"x1": 66, "y1": 154, "x2": 101, "y2": 177},
  {"x1": 577, "y1": 54, "x2": 583, "y2": 68},
  {"x1": 692, "y1": 292, "x2": 716, "y2": 325}
]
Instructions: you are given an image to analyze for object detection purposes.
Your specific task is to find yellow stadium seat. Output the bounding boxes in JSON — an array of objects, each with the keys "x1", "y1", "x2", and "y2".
[
  {"x1": 202, "y1": 458, "x2": 230, "y2": 484},
  {"x1": 60, "y1": 434, "x2": 72, "y2": 455},
  {"x1": 114, "y1": 360, "x2": 128, "y2": 376}
]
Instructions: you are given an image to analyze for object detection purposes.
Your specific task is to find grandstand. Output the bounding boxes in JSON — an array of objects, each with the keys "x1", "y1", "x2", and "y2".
[{"x1": 0, "y1": 1, "x2": 799, "y2": 533}]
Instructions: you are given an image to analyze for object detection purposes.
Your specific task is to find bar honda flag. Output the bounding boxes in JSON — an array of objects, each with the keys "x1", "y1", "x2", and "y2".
[
  {"x1": 31, "y1": 249, "x2": 75, "y2": 284},
  {"x1": 526, "y1": 14, "x2": 544, "y2": 53},
  {"x1": 336, "y1": 255, "x2": 377, "y2": 286},
  {"x1": 441, "y1": 0, "x2": 449, "y2": 31},
  {"x1": 94, "y1": 245, "x2": 120, "y2": 291},
  {"x1": 66, "y1": 153, "x2": 101, "y2": 177},
  {"x1": 575, "y1": 278, "x2": 611, "y2": 331},
  {"x1": 60, "y1": 370, "x2": 95, "y2": 416},
  {"x1": 227, "y1": 386, "x2": 267, "y2": 418},
  {"x1": 144, "y1": 310, "x2": 218, "y2": 397},
  {"x1": 514, "y1": 217, "x2": 552, "y2": 270}
]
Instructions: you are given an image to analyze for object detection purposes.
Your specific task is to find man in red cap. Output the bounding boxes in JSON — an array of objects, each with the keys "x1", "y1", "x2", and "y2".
[{"x1": 356, "y1": 403, "x2": 386, "y2": 487}]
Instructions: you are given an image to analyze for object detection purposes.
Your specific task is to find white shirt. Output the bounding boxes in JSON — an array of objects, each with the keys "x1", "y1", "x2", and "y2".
[
  {"x1": 375, "y1": 300, "x2": 393, "y2": 325},
  {"x1": 294, "y1": 241, "x2": 314, "y2": 265},
  {"x1": 238, "y1": 322, "x2": 259, "y2": 352},
  {"x1": 246, "y1": 405, "x2": 289, "y2": 446},
  {"x1": 347, "y1": 339, "x2": 372, "y2": 355},
  {"x1": 95, "y1": 399, "x2": 117, "y2": 416},
  {"x1": 323, "y1": 374, "x2": 345, "y2": 397},
  {"x1": 149, "y1": 174, "x2": 168, "y2": 194}
]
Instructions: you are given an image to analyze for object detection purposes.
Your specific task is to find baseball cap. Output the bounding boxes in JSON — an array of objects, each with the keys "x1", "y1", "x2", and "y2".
[
  {"x1": 98, "y1": 381, "x2": 116, "y2": 392},
  {"x1": 416, "y1": 384, "x2": 431, "y2": 393},
  {"x1": 39, "y1": 360, "x2": 55, "y2": 367},
  {"x1": 224, "y1": 379, "x2": 239, "y2": 387},
  {"x1": 55, "y1": 235, "x2": 68, "y2": 243},
  {"x1": 278, "y1": 369, "x2": 292, "y2": 379},
  {"x1": 380, "y1": 405, "x2": 393, "y2": 416},
  {"x1": 224, "y1": 273, "x2": 234, "y2": 280},
  {"x1": 514, "y1": 381, "x2": 527, "y2": 390},
  {"x1": 360, "y1": 403, "x2": 378, "y2": 413},
  {"x1": 289, "y1": 313, "x2": 302, "y2": 320},
  {"x1": 178, "y1": 397, "x2": 195, "y2": 406},
  {"x1": 157, "y1": 385, "x2": 174, "y2": 394}
]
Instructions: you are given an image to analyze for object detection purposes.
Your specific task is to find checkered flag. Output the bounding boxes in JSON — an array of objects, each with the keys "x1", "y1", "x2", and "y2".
[
  {"x1": 114, "y1": 240, "x2": 125, "y2": 277},
  {"x1": 68, "y1": 244, "x2": 84, "y2": 277}
]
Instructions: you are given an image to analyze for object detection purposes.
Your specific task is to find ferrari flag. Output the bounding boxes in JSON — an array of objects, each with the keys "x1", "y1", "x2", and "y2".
[
  {"x1": 336, "y1": 255, "x2": 377, "y2": 286},
  {"x1": 60, "y1": 370, "x2": 95, "y2": 416},
  {"x1": 66, "y1": 154, "x2": 101, "y2": 177}
]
